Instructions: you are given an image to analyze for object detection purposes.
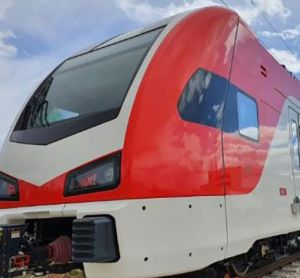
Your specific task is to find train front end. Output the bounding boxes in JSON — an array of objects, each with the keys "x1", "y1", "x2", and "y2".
[{"x1": 0, "y1": 7, "x2": 239, "y2": 278}]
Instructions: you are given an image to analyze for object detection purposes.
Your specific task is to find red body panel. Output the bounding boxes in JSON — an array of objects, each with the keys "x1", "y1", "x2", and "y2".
[
  {"x1": 1, "y1": 7, "x2": 300, "y2": 209},
  {"x1": 122, "y1": 8, "x2": 238, "y2": 197},
  {"x1": 223, "y1": 22, "x2": 295, "y2": 194}
]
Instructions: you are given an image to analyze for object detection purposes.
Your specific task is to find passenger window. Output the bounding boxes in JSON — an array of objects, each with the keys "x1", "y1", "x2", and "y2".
[
  {"x1": 290, "y1": 121, "x2": 300, "y2": 170},
  {"x1": 178, "y1": 68, "x2": 227, "y2": 129},
  {"x1": 237, "y1": 91, "x2": 259, "y2": 141}
]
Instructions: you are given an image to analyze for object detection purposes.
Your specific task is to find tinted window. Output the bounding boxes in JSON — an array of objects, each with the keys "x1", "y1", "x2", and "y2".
[
  {"x1": 237, "y1": 91, "x2": 259, "y2": 141},
  {"x1": 290, "y1": 121, "x2": 300, "y2": 170},
  {"x1": 21, "y1": 28, "x2": 162, "y2": 130},
  {"x1": 178, "y1": 69, "x2": 227, "y2": 129}
]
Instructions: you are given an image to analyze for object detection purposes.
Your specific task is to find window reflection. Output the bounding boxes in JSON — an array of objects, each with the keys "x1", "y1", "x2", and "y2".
[
  {"x1": 237, "y1": 91, "x2": 259, "y2": 141},
  {"x1": 178, "y1": 68, "x2": 227, "y2": 129},
  {"x1": 290, "y1": 121, "x2": 300, "y2": 170}
]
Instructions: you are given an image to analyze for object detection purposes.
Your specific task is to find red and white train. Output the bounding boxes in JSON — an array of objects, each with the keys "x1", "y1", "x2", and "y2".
[{"x1": 1, "y1": 6, "x2": 300, "y2": 278}]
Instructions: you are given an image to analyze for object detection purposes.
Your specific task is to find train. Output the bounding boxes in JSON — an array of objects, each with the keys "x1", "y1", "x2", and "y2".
[{"x1": 0, "y1": 5, "x2": 300, "y2": 278}]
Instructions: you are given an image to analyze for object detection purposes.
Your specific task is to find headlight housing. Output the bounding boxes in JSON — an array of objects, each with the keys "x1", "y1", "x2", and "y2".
[
  {"x1": 64, "y1": 152, "x2": 121, "y2": 196},
  {"x1": 0, "y1": 172, "x2": 19, "y2": 201}
]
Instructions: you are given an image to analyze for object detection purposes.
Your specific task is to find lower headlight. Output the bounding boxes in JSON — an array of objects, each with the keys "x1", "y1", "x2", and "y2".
[
  {"x1": 0, "y1": 172, "x2": 19, "y2": 201},
  {"x1": 64, "y1": 152, "x2": 121, "y2": 196}
]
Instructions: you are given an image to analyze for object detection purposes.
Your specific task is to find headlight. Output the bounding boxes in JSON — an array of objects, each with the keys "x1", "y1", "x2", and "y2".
[
  {"x1": 0, "y1": 172, "x2": 19, "y2": 201},
  {"x1": 64, "y1": 152, "x2": 121, "y2": 196}
]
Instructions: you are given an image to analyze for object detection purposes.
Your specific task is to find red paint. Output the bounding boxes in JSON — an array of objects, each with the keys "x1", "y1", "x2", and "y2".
[
  {"x1": 11, "y1": 254, "x2": 31, "y2": 268},
  {"x1": 280, "y1": 188, "x2": 287, "y2": 196},
  {"x1": 122, "y1": 7, "x2": 239, "y2": 198},
  {"x1": 7, "y1": 183, "x2": 17, "y2": 196},
  {"x1": 78, "y1": 173, "x2": 97, "y2": 188},
  {"x1": 0, "y1": 7, "x2": 299, "y2": 209}
]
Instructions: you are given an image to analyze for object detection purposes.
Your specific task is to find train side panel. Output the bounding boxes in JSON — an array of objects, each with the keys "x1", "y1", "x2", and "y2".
[{"x1": 224, "y1": 21, "x2": 300, "y2": 259}]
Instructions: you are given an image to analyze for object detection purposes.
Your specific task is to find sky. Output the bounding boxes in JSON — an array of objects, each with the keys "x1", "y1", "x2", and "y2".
[{"x1": 0, "y1": 0, "x2": 300, "y2": 147}]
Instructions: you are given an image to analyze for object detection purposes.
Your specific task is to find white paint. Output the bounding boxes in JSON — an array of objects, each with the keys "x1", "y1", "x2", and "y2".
[
  {"x1": 0, "y1": 196, "x2": 227, "y2": 278},
  {"x1": 225, "y1": 97, "x2": 300, "y2": 258}
]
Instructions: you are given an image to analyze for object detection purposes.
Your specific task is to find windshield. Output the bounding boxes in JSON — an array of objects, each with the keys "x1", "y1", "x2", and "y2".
[{"x1": 23, "y1": 28, "x2": 162, "y2": 129}]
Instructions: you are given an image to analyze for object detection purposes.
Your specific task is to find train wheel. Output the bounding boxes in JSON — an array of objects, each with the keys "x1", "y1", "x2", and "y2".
[{"x1": 226, "y1": 261, "x2": 250, "y2": 277}]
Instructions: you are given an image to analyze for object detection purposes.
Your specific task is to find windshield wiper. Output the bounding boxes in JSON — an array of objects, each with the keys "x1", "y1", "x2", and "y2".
[{"x1": 26, "y1": 77, "x2": 54, "y2": 128}]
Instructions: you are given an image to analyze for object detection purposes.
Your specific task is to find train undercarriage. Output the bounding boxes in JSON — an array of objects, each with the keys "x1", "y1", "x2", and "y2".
[
  {"x1": 0, "y1": 218, "x2": 83, "y2": 278},
  {"x1": 2, "y1": 216, "x2": 300, "y2": 278},
  {"x1": 0, "y1": 216, "x2": 118, "y2": 278}
]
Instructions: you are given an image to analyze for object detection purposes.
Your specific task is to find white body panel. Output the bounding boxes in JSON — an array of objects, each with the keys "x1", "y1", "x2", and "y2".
[
  {"x1": 0, "y1": 197, "x2": 227, "y2": 278},
  {"x1": 226, "y1": 97, "x2": 300, "y2": 258}
]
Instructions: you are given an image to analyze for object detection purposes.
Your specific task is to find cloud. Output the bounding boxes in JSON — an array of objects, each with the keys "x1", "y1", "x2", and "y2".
[
  {"x1": 0, "y1": 30, "x2": 17, "y2": 57},
  {"x1": 0, "y1": 0, "x2": 126, "y2": 148},
  {"x1": 268, "y1": 48, "x2": 300, "y2": 73},
  {"x1": 115, "y1": 0, "x2": 291, "y2": 25},
  {"x1": 0, "y1": 0, "x2": 15, "y2": 19},
  {"x1": 0, "y1": 54, "x2": 59, "y2": 147},
  {"x1": 260, "y1": 25, "x2": 300, "y2": 40},
  {"x1": 115, "y1": 0, "x2": 219, "y2": 23},
  {"x1": 1, "y1": 0, "x2": 122, "y2": 53},
  {"x1": 0, "y1": 1, "x2": 17, "y2": 58},
  {"x1": 227, "y1": 0, "x2": 290, "y2": 25},
  {"x1": 255, "y1": 0, "x2": 290, "y2": 19}
]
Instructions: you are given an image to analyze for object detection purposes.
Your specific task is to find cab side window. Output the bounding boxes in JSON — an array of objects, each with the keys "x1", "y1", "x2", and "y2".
[
  {"x1": 223, "y1": 86, "x2": 259, "y2": 142},
  {"x1": 178, "y1": 68, "x2": 227, "y2": 129},
  {"x1": 290, "y1": 121, "x2": 300, "y2": 170},
  {"x1": 237, "y1": 91, "x2": 259, "y2": 141}
]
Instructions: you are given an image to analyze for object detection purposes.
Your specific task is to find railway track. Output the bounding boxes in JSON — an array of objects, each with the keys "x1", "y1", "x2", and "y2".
[
  {"x1": 13, "y1": 251, "x2": 300, "y2": 278},
  {"x1": 263, "y1": 262, "x2": 300, "y2": 278},
  {"x1": 168, "y1": 251, "x2": 300, "y2": 278},
  {"x1": 245, "y1": 252, "x2": 300, "y2": 278}
]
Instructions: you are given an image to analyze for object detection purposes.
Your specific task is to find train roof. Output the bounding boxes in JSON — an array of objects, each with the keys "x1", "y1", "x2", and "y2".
[{"x1": 69, "y1": 11, "x2": 190, "y2": 59}]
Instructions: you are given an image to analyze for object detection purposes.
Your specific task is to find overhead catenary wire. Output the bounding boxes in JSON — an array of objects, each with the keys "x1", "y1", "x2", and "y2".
[
  {"x1": 218, "y1": 0, "x2": 295, "y2": 72},
  {"x1": 249, "y1": 0, "x2": 297, "y2": 76},
  {"x1": 250, "y1": 0, "x2": 295, "y2": 55},
  {"x1": 218, "y1": 0, "x2": 229, "y2": 8}
]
